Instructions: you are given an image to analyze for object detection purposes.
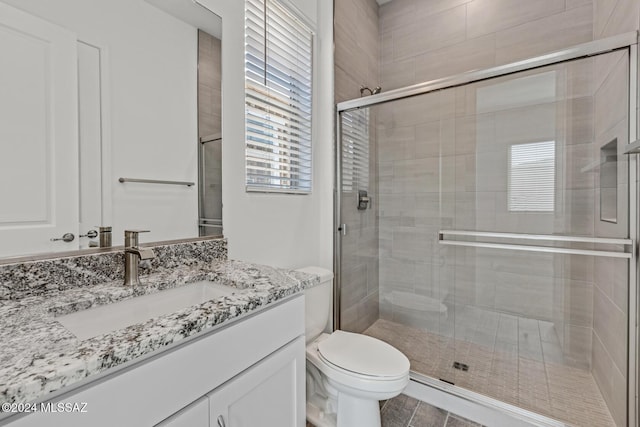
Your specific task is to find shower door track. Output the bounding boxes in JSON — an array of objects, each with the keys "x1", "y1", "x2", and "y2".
[
  {"x1": 336, "y1": 31, "x2": 638, "y2": 112},
  {"x1": 334, "y1": 30, "x2": 640, "y2": 427}
]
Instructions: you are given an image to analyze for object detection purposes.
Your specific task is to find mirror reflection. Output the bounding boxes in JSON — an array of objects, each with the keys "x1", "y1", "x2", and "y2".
[{"x1": 0, "y1": 0, "x2": 222, "y2": 259}]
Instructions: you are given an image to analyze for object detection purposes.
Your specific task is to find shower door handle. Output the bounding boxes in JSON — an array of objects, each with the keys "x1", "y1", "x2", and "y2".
[{"x1": 338, "y1": 224, "x2": 347, "y2": 236}]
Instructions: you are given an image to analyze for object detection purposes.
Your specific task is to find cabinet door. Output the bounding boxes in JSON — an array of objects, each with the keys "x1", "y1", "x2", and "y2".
[
  {"x1": 209, "y1": 336, "x2": 305, "y2": 427},
  {"x1": 155, "y1": 397, "x2": 209, "y2": 427}
]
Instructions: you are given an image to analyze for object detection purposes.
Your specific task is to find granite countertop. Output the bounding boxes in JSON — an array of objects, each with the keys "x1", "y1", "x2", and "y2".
[{"x1": 0, "y1": 259, "x2": 319, "y2": 407}]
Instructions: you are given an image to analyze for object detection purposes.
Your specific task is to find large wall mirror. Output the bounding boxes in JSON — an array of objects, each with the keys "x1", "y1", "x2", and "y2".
[{"x1": 0, "y1": 0, "x2": 222, "y2": 260}]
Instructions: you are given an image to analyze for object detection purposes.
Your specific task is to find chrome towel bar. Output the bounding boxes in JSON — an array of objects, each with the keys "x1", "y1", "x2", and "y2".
[
  {"x1": 118, "y1": 177, "x2": 195, "y2": 187},
  {"x1": 438, "y1": 230, "x2": 634, "y2": 259}
]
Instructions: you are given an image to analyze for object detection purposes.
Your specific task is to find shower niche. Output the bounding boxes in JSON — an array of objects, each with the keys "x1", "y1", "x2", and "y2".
[{"x1": 600, "y1": 138, "x2": 618, "y2": 223}]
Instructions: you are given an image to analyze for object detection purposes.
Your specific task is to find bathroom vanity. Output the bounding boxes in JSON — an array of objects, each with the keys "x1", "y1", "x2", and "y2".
[
  {"x1": 8, "y1": 297, "x2": 305, "y2": 427},
  {"x1": 0, "y1": 238, "x2": 318, "y2": 427}
]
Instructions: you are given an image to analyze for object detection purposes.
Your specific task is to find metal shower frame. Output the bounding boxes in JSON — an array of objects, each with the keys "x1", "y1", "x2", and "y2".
[{"x1": 334, "y1": 31, "x2": 639, "y2": 426}]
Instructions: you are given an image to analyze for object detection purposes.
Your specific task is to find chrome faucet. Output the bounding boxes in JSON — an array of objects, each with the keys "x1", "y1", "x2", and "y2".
[{"x1": 123, "y1": 230, "x2": 155, "y2": 286}]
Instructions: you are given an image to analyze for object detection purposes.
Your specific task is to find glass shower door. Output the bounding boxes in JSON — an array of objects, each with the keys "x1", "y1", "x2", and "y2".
[
  {"x1": 340, "y1": 47, "x2": 634, "y2": 427},
  {"x1": 437, "y1": 50, "x2": 631, "y2": 426}
]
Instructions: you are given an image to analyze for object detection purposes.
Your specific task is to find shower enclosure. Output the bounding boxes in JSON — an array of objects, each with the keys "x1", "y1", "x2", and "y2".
[{"x1": 336, "y1": 34, "x2": 638, "y2": 427}]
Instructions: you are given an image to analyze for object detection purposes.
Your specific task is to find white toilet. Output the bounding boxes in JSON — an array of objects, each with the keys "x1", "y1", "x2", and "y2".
[{"x1": 297, "y1": 267, "x2": 410, "y2": 427}]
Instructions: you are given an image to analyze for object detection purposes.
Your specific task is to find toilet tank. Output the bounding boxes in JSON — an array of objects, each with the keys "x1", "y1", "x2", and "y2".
[{"x1": 296, "y1": 266, "x2": 334, "y2": 344}]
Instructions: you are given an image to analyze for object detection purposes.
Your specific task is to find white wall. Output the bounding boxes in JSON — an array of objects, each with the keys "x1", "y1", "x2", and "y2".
[
  {"x1": 198, "y1": 0, "x2": 334, "y2": 270},
  {"x1": 2, "y1": 0, "x2": 199, "y2": 246},
  {"x1": 4, "y1": 0, "x2": 335, "y2": 269}
]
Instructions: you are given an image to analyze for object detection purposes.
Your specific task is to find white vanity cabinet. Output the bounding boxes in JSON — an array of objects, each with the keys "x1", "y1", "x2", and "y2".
[
  {"x1": 208, "y1": 336, "x2": 304, "y2": 427},
  {"x1": 5, "y1": 295, "x2": 305, "y2": 427},
  {"x1": 156, "y1": 397, "x2": 209, "y2": 427}
]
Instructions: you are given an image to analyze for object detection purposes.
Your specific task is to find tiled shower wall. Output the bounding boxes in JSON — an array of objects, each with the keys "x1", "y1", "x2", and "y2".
[
  {"x1": 335, "y1": 0, "x2": 380, "y2": 333},
  {"x1": 379, "y1": 0, "x2": 595, "y2": 90}
]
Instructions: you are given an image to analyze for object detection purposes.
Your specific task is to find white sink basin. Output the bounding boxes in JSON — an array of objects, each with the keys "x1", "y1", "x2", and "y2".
[{"x1": 56, "y1": 281, "x2": 235, "y2": 340}]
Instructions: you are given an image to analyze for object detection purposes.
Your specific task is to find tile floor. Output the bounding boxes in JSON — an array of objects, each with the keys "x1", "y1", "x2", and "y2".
[
  {"x1": 364, "y1": 318, "x2": 616, "y2": 427},
  {"x1": 307, "y1": 394, "x2": 484, "y2": 427},
  {"x1": 380, "y1": 394, "x2": 485, "y2": 427}
]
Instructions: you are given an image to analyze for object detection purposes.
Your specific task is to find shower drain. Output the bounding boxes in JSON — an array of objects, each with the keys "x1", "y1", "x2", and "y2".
[{"x1": 453, "y1": 361, "x2": 469, "y2": 372}]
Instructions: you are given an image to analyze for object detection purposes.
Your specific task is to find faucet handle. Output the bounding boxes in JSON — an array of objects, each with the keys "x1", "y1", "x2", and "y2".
[{"x1": 124, "y1": 229, "x2": 150, "y2": 247}]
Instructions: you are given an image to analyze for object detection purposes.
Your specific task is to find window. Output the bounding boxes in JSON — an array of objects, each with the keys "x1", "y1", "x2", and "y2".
[
  {"x1": 508, "y1": 141, "x2": 555, "y2": 212},
  {"x1": 244, "y1": 0, "x2": 313, "y2": 193},
  {"x1": 341, "y1": 109, "x2": 370, "y2": 193}
]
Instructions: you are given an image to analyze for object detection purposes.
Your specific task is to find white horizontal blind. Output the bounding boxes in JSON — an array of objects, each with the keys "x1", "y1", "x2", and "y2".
[
  {"x1": 341, "y1": 109, "x2": 369, "y2": 193},
  {"x1": 508, "y1": 141, "x2": 556, "y2": 212},
  {"x1": 245, "y1": 0, "x2": 313, "y2": 193}
]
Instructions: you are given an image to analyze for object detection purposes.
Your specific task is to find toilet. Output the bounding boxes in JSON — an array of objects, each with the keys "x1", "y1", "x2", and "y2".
[{"x1": 297, "y1": 267, "x2": 410, "y2": 427}]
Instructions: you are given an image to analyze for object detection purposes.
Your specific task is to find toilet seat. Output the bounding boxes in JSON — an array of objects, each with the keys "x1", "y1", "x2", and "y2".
[{"x1": 316, "y1": 331, "x2": 410, "y2": 380}]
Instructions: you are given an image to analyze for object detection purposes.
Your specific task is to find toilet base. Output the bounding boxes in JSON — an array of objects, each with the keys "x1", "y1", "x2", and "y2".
[
  {"x1": 306, "y1": 393, "x2": 382, "y2": 427},
  {"x1": 336, "y1": 392, "x2": 381, "y2": 427},
  {"x1": 306, "y1": 401, "x2": 337, "y2": 427}
]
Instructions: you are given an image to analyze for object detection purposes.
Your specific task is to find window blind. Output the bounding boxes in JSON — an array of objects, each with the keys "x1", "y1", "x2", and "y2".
[
  {"x1": 341, "y1": 109, "x2": 370, "y2": 193},
  {"x1": 245, "y1": 0, "x2": 313, "y2": 193},
  {"x1": 508, "y1": 141, "x2": 556, "y2": 212}
]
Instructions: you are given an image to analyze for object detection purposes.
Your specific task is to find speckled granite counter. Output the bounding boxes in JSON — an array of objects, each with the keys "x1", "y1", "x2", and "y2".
[{"x1": 0, "y1": 240, "x2": 319, "y2": 408}]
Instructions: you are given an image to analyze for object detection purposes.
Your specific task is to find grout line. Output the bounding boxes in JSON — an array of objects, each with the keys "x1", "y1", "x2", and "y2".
[
  {"x1": 406, "y1": 400, "x2": 421, "y2": 427},
  {"x1": 443, "y1": 412, "x2": 451, "y2": 426},
  {"x1": 537, "y1": 319, "x2": 553, "y2": 412}
]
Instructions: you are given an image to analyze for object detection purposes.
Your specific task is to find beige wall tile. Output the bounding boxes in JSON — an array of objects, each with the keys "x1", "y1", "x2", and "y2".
[
  {"x1": 380, "y1": 57, "x2": 416, "y2": 91},
  {"x1": 562, "y1": 323, "x2": 592, "y2": 367},
  {"x1": 494, "y1": 102, "x2": 558, "y2": 145},
  {"x1": 413, "y1": 121, "x2": 441, "y2": 158},
  {"x1": 414, "y1": 34, "x2": 497, "y2": 82},
  {"x1": 467, "y1": 0, "x2": 565, "y2": 38},
  {"x1": 594, "y1": 54, "x2": 628, "y2": 138},
  {"x1": 455, "y1": 113, "x2": 496, "y2": 155},
  {"x1": 591, "y1": 331, "x2": 613, "y2": 406},
  {"x1": 564, "y1": 142, "x2": 596, "y2": 190},
  {"x1": 341, "y1": 262, "x2": 368, "y2": 309},
  {"x1": 610, "y1": 364, "x2": 627, "y2": 426},
  {"x1": 392, "y1": 5, "x2": 466, "y2": 61},
  {"x1": 564, "y1": 279, "x2": 594, "y2": 327},
  {"x1": 335, "y1": 65, "x2": 363, "y2": 103},
  {"x1": 380, "y1": 0, "x2": 472, "y2": 33},
  {"x1": 596, "y1": 0, "x2": 640, "y2": 38},
  {"x1": 560, "y1": 189, "x2": 595, "y2": 236},
  {"x1": 494, "y1": 271, "x2": 554, "y2": 320},
  {"x1": 567, "y1": 0, "x2": 592, "y2": 8},
  {"x1": 593, "y1": 286, "x2": 627, "y2": 375},
  {"x1": 495, "y1": 5, "x2": 593, "y2": 65},
  {"x1": 563, "y1": 97, "x2": 594, "y2": 146},
  {"x1": 392, "y1": 157, "x2": 441, "y2": 193}
]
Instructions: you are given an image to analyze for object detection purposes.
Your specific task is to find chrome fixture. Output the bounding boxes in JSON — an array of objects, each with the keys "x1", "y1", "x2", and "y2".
[
  {"x1": 118, "y1": 177, "x2": 195, "y2": 187},
  {"x1": 98, "y1": 226, "x2": 112, "y2": 248},
  {"x1": 357, "y1": 190, "x2": 370, "y2": 210},
  {"x1": 80, "y1": 230, "x2": 98, "y2": 239},
  {"x1": 123, "y1": 230, "x2": 155, "y2": 286},
  {"x1": 50, "y1": 233, "x2": 75, "y2": 243},
  {"x1": 623, "y1": 139, "x2": 640, "y2": 155},
  {"x1": 437, "y1": 230, "x2": 634, "y2": 259},
  {"x1": 359, "y1": 85, "x2": 382, "y2": 96}
]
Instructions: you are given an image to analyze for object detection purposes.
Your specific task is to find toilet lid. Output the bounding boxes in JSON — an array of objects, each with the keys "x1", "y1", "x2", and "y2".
[{"x1": 317, "y1": 330, "x2": 410, "y2": 378}]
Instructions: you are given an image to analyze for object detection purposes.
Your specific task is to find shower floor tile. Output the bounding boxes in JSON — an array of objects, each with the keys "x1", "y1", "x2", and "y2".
[{"x1": 364, "y1": 318, "x2": 616, "y2": 427}]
